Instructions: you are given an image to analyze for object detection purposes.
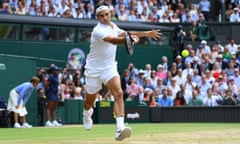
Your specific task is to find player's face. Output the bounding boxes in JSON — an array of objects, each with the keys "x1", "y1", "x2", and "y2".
[{"x1": 97, "y1": 10, "x2": 111, "y2": 25}]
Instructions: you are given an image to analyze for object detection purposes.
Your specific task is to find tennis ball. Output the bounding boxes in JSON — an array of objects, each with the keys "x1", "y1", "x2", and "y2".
[{"x1": 181, "y1": 49, "x2": 189, "y2": 57}]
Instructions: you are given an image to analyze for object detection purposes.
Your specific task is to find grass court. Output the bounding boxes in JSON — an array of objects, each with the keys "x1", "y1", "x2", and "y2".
[{"x1": 0, "y1": 123, "x2": 240, "y2": 144}]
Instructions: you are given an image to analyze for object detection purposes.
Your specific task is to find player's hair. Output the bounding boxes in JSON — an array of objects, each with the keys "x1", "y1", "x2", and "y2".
[{"x1": 94, "y1": 0, "x2": 110, "y2": 14}]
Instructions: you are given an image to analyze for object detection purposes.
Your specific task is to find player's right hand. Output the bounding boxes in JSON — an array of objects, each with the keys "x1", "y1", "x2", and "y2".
[{"x1": 132, "y1": 35, "x2": 139, "y2": 44}]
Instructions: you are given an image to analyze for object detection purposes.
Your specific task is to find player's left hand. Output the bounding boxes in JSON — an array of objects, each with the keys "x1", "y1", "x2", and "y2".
[{"x1": 149, "y1": 29, "x2": 162, "y2": 40}]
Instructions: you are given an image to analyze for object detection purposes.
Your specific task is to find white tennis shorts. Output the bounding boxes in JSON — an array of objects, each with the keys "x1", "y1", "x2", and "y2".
[
  {"x1": 84, "y1": 63, "x2": 119, "y2": 94},
  {"x1": 7, "y1": 89, "x2": 28, "y2": 116}
]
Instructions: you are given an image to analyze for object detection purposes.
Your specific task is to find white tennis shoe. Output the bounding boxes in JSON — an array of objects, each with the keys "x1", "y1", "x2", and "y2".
[
  {"x1": 45, "y1": 121, "x2": 54, "y2": 127},
  {"x1": 115, "y1": 127, "x2": 131, "y2": 141},
  {"x1": 22, "y1": 123, "x2": 32, "y2": 128},
  {"x1": 14, "y1": 123, "x2": 21, "y2": 128},
  {"x1": 52, "y1": 120, "x2": 62, "y2": 127},
  {"x1": 83, "y1": 108, "x2": 93, "y2": 130}
]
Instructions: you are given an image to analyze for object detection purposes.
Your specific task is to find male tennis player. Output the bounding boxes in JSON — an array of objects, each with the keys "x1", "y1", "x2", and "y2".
[{"x1": 83, "y1": 2, "x2": 161, "y2": 141}]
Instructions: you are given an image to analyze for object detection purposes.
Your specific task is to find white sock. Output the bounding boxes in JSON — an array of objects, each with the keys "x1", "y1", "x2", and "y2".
[{"x1": 116, "y1": 116, "x2": 125, "y2": 131}]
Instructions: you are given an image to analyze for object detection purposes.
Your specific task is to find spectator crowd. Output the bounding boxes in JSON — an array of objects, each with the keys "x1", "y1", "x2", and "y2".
[
  {"x1": 118, "y1": 38, "x2": 240, "y2": 107},
  {"x1": 0, "y1": 0, "x2": 240, "y2": 23}
]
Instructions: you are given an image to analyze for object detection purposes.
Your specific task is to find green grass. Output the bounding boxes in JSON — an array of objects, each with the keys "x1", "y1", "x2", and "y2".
[{"x1": 0, "y1": 123, "x2": 240, "y2": 144}]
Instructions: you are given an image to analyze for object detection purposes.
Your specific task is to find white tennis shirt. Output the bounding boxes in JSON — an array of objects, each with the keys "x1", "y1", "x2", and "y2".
[{"x1": 85, "y1": 22, "x2": 124, "y2": 71}]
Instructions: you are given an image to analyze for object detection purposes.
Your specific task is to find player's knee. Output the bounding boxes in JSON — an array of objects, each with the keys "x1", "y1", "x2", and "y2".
[
  {"x1": 118, "y1": 89, "x2": 123, "y2": 96},
  {"x1": 113, "y1": 89, "x2": 123, "y2": 99}
]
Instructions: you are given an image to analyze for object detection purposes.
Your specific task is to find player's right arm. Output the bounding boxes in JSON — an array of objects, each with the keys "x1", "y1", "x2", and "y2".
[
  {"x1": 103, "y1": 36, "x2": 125, "y2": 45},
  {"x1": 103, "y1": 35, "x2": 139, "y2": 45}
]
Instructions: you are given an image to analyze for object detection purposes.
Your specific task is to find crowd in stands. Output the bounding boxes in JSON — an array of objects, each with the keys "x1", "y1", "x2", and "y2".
[
  {"x1": 0, "y1": 0, "x2": 240, "y2": 23},
  {"x1": 120, "y1": 38, "x2": 240, "y2": 107},
  {"x1": 35, "y1": 37, "x2": 240, "y2": 108}
]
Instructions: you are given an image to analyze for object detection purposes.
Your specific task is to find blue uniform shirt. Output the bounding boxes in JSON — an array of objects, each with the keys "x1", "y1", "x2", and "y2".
[{"x1": 15, "y1": 82, "x2": 35, "y2": 105}]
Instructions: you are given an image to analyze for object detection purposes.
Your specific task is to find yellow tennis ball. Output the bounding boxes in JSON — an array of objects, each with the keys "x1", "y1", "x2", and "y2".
[{"x1": 181, "y1": 49, "x2": 189, "y2": 57}]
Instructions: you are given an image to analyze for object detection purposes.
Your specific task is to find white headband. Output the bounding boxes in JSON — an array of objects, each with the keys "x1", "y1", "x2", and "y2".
[{"x1": 96, "y1": 5, "x2": 109, "y2": 15}]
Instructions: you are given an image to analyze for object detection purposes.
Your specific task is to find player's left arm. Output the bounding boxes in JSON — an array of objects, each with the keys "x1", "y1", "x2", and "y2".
[{"x1": 129, "y1": 30, "x2": 162, "y2": 40}]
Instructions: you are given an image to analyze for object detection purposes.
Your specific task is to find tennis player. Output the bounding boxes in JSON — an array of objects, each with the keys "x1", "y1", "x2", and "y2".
[
  {"x1": 7, "y1": 76, "x2": 40, "y2": 128},
  {"x1": 83, "y1": 2, "x2": 161, "y2": 141}
]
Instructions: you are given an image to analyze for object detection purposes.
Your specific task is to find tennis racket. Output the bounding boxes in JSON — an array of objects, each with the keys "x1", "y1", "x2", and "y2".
[{"x1": 125, "y1": 31, "x2": 135, "y2": 55}]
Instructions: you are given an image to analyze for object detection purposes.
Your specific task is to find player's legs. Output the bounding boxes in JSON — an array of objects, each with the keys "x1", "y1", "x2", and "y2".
[
  {"x1": 84, "y1": 72, "x2": 102, "y2": 110},
  {"x1": 106, "y1": 76, "x2": 131, "y2": 141},
  {"x1": 84, "y1": 93, "x2": 98, "y2": 110},
  {"x1": 83, "y1": 75, "x2": 102, "y2": 130},
  {"x1": 83, "y1": 64, "x2": 131, "y2": 140},
  {"x1": 106, "y1": 76, "x2": 124, "y2": 117},
  {"x1": 83, "y1": 93, "x2": 97, "y2": 130},
  {"x1": 101, "y1": 64, "x2": 125, "y2": 117}
]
